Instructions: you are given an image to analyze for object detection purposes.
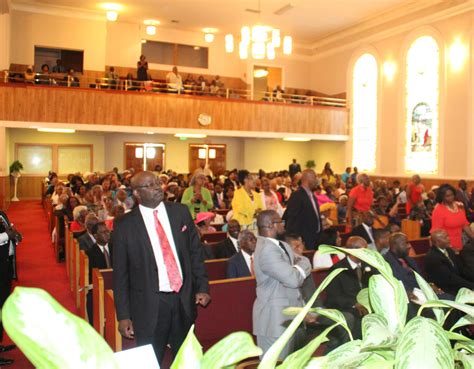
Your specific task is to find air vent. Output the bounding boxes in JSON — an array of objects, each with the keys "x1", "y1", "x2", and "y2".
[
  {"x1": 274, "y1": 3, "x2": 294, "y2": 15},
  {"x1": 171, "y1": 19, "x2": 179, "y2": 23},
  {"x1": 245, "y1": 8, "x2": 261, "y2": 14}
]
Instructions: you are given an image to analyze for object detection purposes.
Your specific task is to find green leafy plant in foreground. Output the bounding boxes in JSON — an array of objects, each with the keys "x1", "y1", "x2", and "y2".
[{"x1": 3, "y1": 246, "x2": 474, "y2": 368}]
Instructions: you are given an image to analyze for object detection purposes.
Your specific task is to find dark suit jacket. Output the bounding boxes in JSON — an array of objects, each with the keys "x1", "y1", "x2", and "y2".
[
  {"x1": 350, "y1": 224, "x2": 374, "y2": 245},
  {"x1": 425, "y1": 247, "x2": 474, "y2": 295},
  {"x1": 0, "y1": 210, "x2": 17, "y2": 280},
  {"x1": 325, "y1": 258, "x2": 375, "y2": 311},
  {"x1": 86, "y1": 243, "x2": 113, "y2": 280},
  {"x1": 214, "y1": 238, "x2": 238, "y2": 259},
  {"x1": 283, "y1": 187, "x2": 323, "y2": 250},
  {"x1": 78, "y1": 232, "x2": 95, "y2": 251},
  {"x1": 460, "y1": 241, "x2": 474, "y2": 282},
  {"x1": 384, "y1": 251, "x2": 421, "y2": 292},
  {"x1": 112, "y1": 202, "x2": 209, "y2": 338},
  {"x1": 289, "y1": 163, "x2": 301, "y2": 177},
  {"x1": 227, "y1": 251, "x2": 251, "y2": 278}
]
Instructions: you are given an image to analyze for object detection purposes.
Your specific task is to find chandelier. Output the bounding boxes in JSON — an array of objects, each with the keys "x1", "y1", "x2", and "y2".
[{"x1": 224, "y1": 1, "x2": 292, "y2": 60}]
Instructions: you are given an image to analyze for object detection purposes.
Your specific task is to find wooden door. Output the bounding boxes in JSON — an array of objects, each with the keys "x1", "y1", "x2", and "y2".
[
  {"x1": 189, "y1": 145, "x2": 226, "y2": 176},
  {"x1": 125, "y1": 145, "x2": 144, "y2": 172},
  {"x1": 124, "y1": 144, "x2": 164, "y2": 173}
]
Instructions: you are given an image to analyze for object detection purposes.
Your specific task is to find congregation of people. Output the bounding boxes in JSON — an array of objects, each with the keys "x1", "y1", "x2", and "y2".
[{"x1": 34, "y1": 159, "x2": 474, "y2": 363}]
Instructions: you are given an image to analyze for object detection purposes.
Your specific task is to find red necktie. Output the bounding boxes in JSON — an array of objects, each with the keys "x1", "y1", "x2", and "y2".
[
  {"x1": 331, "y1": 254, "x2": 340, "y2": 264},
  {"x1": 153, "y1": 210, "x2": 183, "y2": 292}
]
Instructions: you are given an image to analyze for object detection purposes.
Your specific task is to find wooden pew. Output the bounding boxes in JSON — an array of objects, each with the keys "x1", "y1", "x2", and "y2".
[
  {"x1": 71, "y1": 239, "x2": 81, "y2": 309},
  {"x1": 78, "y1": 250, "x2": 89, "y2": 321},
  {"x1": 411, "y1": 253, "x2": 427, "y2": 276},
  {"x1": 402, "y1": 219, "x2": 421, "y2": 240},
  {"x1": 215, "y1": 209, "x2": 230, "y2": 218},
  {"x1": 65, "y1": 221, "x2": 70, "y2": 277},
  {"x1": 210, "y1": 223, "x2": 224, "y2": 232},
  {"x1": 93, "y1": 268, "x2": 113, "y2": 336},
  {"x1": 410, "y1": 238, "x2": 430, "y2": 255},
  {"x1": 201, "y1": 231, "x2": 227, "y2": 244},
  {"x1": 303, "y1": 249, "x2": 316, "y2": 262},
  {"x1": 205, "y1": 259, "x2": 229, "y2": 280}
]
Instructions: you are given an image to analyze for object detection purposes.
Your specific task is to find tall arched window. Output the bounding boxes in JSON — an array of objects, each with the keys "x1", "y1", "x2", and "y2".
[
  {"x1": 405, "y1": 36, "x2": 439, "y2": 173},
  {"x1": 352, "y1": 53, "x2": 378, "y2": 172}
]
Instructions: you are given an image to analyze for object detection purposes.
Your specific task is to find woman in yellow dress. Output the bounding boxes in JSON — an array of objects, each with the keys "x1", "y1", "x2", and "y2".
[{"x1": 231, "y1": 170, "x2": 263, "y2": 229}]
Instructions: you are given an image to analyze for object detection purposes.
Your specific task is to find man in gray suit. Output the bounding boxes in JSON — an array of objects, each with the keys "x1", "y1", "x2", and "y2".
[{"x1": 253, "y1": 210, "x2": 312, "y2": 359}]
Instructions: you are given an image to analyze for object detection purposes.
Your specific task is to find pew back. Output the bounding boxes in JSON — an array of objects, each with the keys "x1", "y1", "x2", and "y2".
[
  {"x1": 410, "y1": 238, "x2": 431, "y2": 255},
  {"x1": 201, "y1": 231, "x2": 227, "y2": 244},
  {"x1": 92, "y1": 268, "x2": 113, "y2": 336},
  {"x1": 79, "y1": 250, "x2": 89, "y2": 321},
  {"x1": 402, "y1": 219, "x2": 421, "y2": 240}
]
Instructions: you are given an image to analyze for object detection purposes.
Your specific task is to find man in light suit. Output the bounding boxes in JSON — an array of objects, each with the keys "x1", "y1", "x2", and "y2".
[
  {"x1": 113, "y1": 171, "x2": 211, "y2": 364},
  {"x1": 226, "y1": 230, "x2": 257, "y2": 278},
  {"x1": 253, "y1": 210, "x2": 312, "y2": 359}
]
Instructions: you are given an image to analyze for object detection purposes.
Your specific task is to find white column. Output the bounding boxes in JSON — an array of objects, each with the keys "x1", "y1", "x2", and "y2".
[{"x1": 0, "y1": 12, "x2": 10, "y2": 71}]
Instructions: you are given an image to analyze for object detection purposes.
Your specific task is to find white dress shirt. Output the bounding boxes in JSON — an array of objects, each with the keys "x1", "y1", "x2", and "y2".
[
  {"x1": 0, "y1": 232, "x2": 8, "y2": 246},
  {"x1": 347, "y1": 257, "x2": 361, "y2": 270},
  {"x1": 265, "y1": 237, "x2": 306, "y2": 278},
  {"x1": 362, "y1": 223, "x2": 376, "y2": 250},
  {"x1": 242, "y1": 250, "x2": 253, "y2": 273},
  {"x1": 97, "y1": 243, "x2": 110, "y2": 256},
  {"x1": 139, "y1": 202, "x2": 183, "y2": 292},
  {"x1": 229, "y1": 236, "x2": 239, "y2": 252}
]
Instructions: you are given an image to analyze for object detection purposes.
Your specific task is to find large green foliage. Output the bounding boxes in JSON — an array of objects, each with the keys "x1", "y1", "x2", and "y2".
[{"x1": 4, "y1": 247, "x2": 474, "y2": 368}]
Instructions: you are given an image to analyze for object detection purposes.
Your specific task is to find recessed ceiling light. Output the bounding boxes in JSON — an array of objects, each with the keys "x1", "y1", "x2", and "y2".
[
  {"x1": 144, "y1": 19, "x2": 160, "y2": 26},
  {"x1": 174, "y1": 133, "x2": 207, "y2": 138},
  {"x1": 37, "y1": 128, "x2": 76, "y2": 133},
  {"x1": 100, "y1": 2, "x2": 123, "y2": 11},
  {"x1": 106, "y1": 10, "x2": 118, "y2": 22},
  {"x1": 146, "y1": 131, "x2": 154, "y2": 135},
  {"x1": 283, "y1": 137, "x2": 311, "y2": 142},
  {"x1": 202, "y1": 27, "x2": 218, "y2": 34}
]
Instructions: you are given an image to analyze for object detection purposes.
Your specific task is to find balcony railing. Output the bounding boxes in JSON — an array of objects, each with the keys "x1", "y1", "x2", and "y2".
[{"x1": 3, "y1": 71, "x2": 347, "y2": 108}]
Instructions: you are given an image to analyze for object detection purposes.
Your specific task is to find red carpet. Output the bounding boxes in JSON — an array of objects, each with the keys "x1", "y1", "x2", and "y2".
[{"x1": 2, "y1": 200, "x2": 78, "y2": 369}]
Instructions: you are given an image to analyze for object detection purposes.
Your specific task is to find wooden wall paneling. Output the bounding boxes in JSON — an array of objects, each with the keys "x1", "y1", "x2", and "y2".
[
  {"x1": 16, "y1": 176, "x2": 44, "y2": 199},
  {"x1": 0, "y1": 84, "x2": 349, "y2": 136},
  {"x1": 0, "y1": 176, "x2": 11, "y2": 210}
]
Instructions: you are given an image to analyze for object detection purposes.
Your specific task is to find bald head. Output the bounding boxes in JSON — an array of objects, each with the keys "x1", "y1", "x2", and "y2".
[
  {"x1": 431, "y1": 229, "x2": 450, "y2": 249},
  {"x1": 257, "y1": 210, "x2": 284, "y2": 238},
  {"x1": 131, "y1": 171, "x2": 164, "y2": 208},
  {"x1": 346, "y1": 236, "x2": 367, "y2": 249},
  {"x1": 389, "y1": 232, "x2": 409, "y2": 258},
  {"x1": 301, "y1": 169, "x2": 319, "y2": 191}
]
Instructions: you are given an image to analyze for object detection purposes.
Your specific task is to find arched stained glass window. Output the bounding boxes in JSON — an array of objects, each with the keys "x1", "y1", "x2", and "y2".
[
  {"x1": 405, "y1": 36, "x2": 439, "y2": 173},
  {"x1": 352, "y1": 53, "x2": 378, "y2": 172}
]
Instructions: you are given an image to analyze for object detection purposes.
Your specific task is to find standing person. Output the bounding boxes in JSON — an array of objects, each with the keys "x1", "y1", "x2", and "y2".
[
  {"x1": 253, "y1": 210, "x2": 312, "y2": 359},
  {"x1": 137, "y1": 54, "x2": 149, "y2": 82},
  {"x1": 346, "y1": 173, "x2": 374, "y2": 229},
  {"x1": 231, "y1": 170, "x2": 263, "y2": 229},
  {"x1": 431, "y1": 184, "x2": 474, "y2": 251},
  {"x1": 166, "y1": 66, "x2": 183, "y2": 92},
  {"x1": 226, "y1": 230, "x2": 257, "y2": 278},
  {"x1": 283, "y1": 169, "x2": 323, "y2": 250},
  {"x1": 341, "y1": 167, "x2": 351, "y2": 184},
  {"x1": 456, "y1": 180, "x2": 474, "y2": 222},
  {"x1": 112, "y1": 171, "x2": 210, "y2": 364},
  {"x1": 0, "y1": 210, "x2": 22, "y2": 366},
  {"x1": 288, "y1": 159, "x2": 301, "y2": 178},
  {"x1": 260, "y1": 177, "x2": 284, "y2": 216},
  {"x1": 320, "y1": 162, "x2": 336, "y2": 185},
  {"x1": 52, "y1": 59, "x2": 66, "y2": 73},
  {"x1": 181, "y1": 173, "x2": 213, "y2": 219},
  {"x1": 406, "y1": 175, "x2": 424, "y2": 213}
]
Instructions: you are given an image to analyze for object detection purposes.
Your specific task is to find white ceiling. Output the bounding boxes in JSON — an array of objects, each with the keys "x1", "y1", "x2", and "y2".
[{"x1": 12, "y1": 0, "x2": 415, "y2": 44}]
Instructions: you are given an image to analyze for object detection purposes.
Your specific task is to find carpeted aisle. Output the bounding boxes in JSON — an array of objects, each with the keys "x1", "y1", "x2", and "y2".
[{"x1": 3, "y1": 200, "x2": 78, "y2": 368}]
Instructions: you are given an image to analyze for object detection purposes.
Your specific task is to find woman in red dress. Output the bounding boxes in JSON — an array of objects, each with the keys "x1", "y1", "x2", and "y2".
[
  {"x1": 431, "y1": 184, "x2": 474, "y2": 251},
  {"x1": 406, "y1": 174, "x2": 424, "y2": 213}
]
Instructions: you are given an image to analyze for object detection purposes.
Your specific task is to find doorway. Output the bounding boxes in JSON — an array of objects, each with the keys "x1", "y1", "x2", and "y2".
[
  {"x1": 124, "y1": 143, "x2": 165, "y2": 172},
  {"x1": 252, "y1": 65, "x2": 283, "y2": 101},
  {"x1": 189, "y1": 144, "x2": 226, "y2": 176}
]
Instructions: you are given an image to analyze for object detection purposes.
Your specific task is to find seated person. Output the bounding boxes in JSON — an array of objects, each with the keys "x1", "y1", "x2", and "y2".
[
  {"x1": 226, "y1": 230, "x2": 257, "y2": 278},
  {"x1": 373, "y1": 228, "x2": 390, "y2": 255},
  {"x1": 409, "y1": 200, "x2": 432, "y2": 237},
  {"x1": 70, "y1": 205, "x2": 88, "y2": 234},
  {"x1": 460, "y1": 239, "x2": 474, "y2": 282},
  {"x1": 425, "y1": 229, "x2": 474, "y2": 295},
  {"x1": 313, "y1": 228, "x2": 344, "y2": 270},
  {"x1": 78, "y1": 213, "x2": 99, "y2": 251},
  {"x1": 319, "y1": 202, "x2": 335, "y2": 230},
  {"x1": 214, "y1": 219, "x2": 240, "y2": 259},
  {"x1": 350, "y1": 211, "x2": 376, "y2": 251},
  {"x1": 195, "y1": 212, "x2": 217, "y2": 234},
  {"x1": 85, "y1": 222, "x2": 113, "y2": 324},
  {"x1": 325, "y1": 236, "x2": 375, "y2": 346},
  {"x1": 384, "y1": 232, "x2": 449, "y2": 319},
  {"x1": 337, "y1": 195, "x2": 348, "y2": 224}
]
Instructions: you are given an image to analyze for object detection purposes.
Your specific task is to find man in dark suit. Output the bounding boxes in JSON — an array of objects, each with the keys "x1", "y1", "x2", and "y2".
[
  {"x1": 78, "y1": 213, "x2": 99, "y2": 251},
  {"x1": 288, "y1": 159, "x2": 301, "y2": 178},
  {"x1": 425, "y1": 229, "x2": 474, "y2": 295},
  {"x1": 325, "y1": 236, "x2": 375, "y2": 341},
  {"x1": 214, "y1": 219, "x2": 240, "y2": 259},
  {"x1": 85, "y1": 221, "x2": 113, "y2": 324},
  {"x1": 456, "y1": 180, "x2": 474, "y2": 221},
  {"x1": 113, "y1": 171, "x2": 210, "y2": 364},
  {"x1": 227, "y1": 230, "x2": 256, "y2": 278},
  {"x1": 283, "y1": 169, "x2": 323, "y2": 250},
  {"x1": 349, "y1": 211, "x2": 376, "y2": 250},
  {"x1": 0, "y1": 210, "x2": 21, "y2": 366}
]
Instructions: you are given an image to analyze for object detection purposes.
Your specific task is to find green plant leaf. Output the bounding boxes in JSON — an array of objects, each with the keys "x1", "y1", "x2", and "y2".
[
  {"x1": 369, "y1": 275, "x2": 408, "y2": 335},
  {"x1": 356, "y1": 352, "x2": 394, "y2": 369},
  {"x1": 357, "y1": 288, "x2": 372, "y2": 314},
  {"x1": 455, "y1": 351, "x2": 474, "y2": 369},
  {"x1": 258, "y1": 267, "x2": 346, "y2": 369},
  {"x1": 277, "y1": 324, "x2": 337, "y2": 369},
  {"x1": 2, "y1": 287, "x2": 118, "y2": 369},
  {"x1": 200, "y1": 332, "x2": 262, "y2": 369},
  {"x1": 456, "y1": 288, "x2": 474, "y2": 305},
  {"x1": 455, "y1": 341, "x2": 474, "y2": 353},
  {"x1": 419, "y1": 300, "x2": 474, "y2": 318},
  {"x1": 171, "y1": 325, "x2": 202, "y2": 369},
  {"x1": 324, "y1": 339, "x2": 363, "y2": 367},
  {"x1": 361, "y1": 314, "x2": 396, "y2": 350},
  {"x1": 413, "y1": 271, "x2": 444, "y2": 324},
  {"x1": 450, "y1": 315, "x2": 474, "y2": 332},
  {"x1": 303, "y1": 356, "x2": 327, "y2": 368},
  {"x1": 445, "y1": 330, "x2": 472, "y2": 342},
  {"x1": 395, "y1": 316, "x2": 454, "y2": 369}
]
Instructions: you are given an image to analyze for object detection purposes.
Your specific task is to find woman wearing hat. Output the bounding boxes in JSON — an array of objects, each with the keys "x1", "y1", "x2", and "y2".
[
  {"x1": 195, "y1": 212, "x2": 217, "y2": 234},
  {"x1": 181, "y1": 173, "x2": 213, "y2": 219}
]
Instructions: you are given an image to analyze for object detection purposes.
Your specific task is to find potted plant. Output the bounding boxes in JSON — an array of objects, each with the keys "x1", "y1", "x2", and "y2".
[
  {"x1": 306, "y1": 160, "x2": 316, "y2": 169},
  {"x1": 9, "y1": 160, "x2": 23, "y2": 202}
]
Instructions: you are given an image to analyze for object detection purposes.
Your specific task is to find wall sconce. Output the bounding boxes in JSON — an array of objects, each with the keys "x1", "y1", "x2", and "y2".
[
  {"x1": 449, "y1": 38, "x2": 467, "y2": 72},
  {"x1": 383, "y1": 61, "x2": 397, "y2": 82}
]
